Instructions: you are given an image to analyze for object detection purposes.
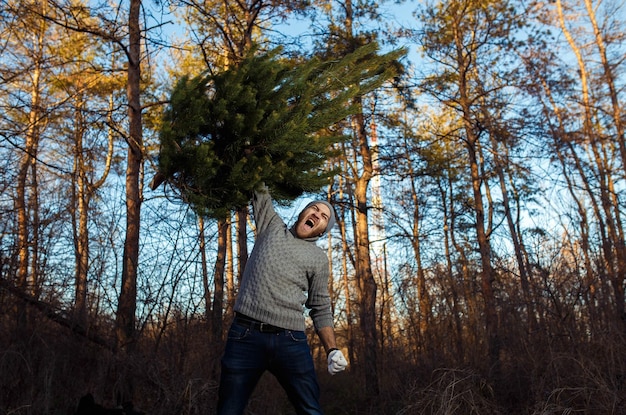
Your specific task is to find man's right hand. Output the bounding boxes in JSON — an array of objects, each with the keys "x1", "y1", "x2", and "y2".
[{"x1": 327, "y1": 349, "x2": 348, "y2": 375}]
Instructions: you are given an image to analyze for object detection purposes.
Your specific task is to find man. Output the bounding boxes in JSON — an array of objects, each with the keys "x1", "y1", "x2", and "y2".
[{"x1": 217, "y1": 184, "x2": 348, "y2": 415}]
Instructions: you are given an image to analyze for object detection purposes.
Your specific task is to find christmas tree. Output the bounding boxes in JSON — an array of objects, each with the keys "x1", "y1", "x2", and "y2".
[{"x1": 155, "y1": 42, "x2": 404, "y2": 219}]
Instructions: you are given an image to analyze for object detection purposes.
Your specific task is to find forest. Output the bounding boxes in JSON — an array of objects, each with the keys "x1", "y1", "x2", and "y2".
[{"x1": 1, "y1": 0, "x2": 625, "y2": 414}]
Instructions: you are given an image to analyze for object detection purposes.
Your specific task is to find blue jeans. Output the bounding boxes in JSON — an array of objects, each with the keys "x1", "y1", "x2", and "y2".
[{"x1": 217, "y1": 320, "x2": 323, "y2": 415}]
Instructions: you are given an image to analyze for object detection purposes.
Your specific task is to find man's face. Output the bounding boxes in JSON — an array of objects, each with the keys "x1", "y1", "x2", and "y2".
[{"x1": 294, "y1": 202, "x2": 331, "y2": 239}]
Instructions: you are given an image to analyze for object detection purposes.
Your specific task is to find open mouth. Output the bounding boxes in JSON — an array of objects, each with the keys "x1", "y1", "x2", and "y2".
[{"x1": 305, "y1": 219, "x2": 315, "y2": 228}]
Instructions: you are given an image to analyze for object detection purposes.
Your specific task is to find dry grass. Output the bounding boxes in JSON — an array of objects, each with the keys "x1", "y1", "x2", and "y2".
[
  {"x1": 1, "y1": 309, "x2": 625, "y2": 414},
  {"x1": 397, "y1": 368, "x2": 503, "y2": 415}
]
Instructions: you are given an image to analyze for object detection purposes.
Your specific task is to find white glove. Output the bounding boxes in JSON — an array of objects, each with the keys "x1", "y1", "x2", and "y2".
[{"x1": 327, "y1": 349, "x2": 348, "y2": 375}]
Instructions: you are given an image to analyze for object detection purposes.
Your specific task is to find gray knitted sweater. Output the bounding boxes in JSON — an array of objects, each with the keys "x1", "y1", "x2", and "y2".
[{"x1": 233, "y1": 187, "x2": 334, "y2": 332}]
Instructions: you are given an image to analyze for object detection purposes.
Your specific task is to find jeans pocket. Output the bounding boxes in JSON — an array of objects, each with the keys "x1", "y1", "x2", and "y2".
[
  {"x1": 287, "y1": 330, "x2": 307, "y2": 342},
  {"x1": 227, "y1": 323, "x2": 250, "y2": 340}
]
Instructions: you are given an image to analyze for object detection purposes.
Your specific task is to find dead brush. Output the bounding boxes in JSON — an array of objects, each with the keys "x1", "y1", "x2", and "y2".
[
  {"x1": 530, "y1": 352, "x2": 625, "y2": 415},
  {"x1": 397, "y1": 368, "x2": 503, "y2": 415}
]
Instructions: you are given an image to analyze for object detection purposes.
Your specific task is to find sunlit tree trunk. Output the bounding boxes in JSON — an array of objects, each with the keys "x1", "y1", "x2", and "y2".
[
  {"x1": 461, "y1": 106, "x2": 499, "y2": 373},
  {"x1": 115, "y1": 0, "x2": 143, "y2": 355},
  {"x1": 557, "y1": 0, "x2": 625, "y2": 331},
  {"x1": 583, "y1": 0, "x2": 626, "y2": 329},
  {"x1": 352, "y1": 109, "x2": 380, "y2": 396},
  {"x1": 336, "y1": 169, "x2": 356, "y2": 366},
  {"x1": 16, "y1": 8, "x2": 45, "y2": 310},
  {"x1": 72, "y1": 100, "x2": 89, "y2": 328},
  {"x1": 114, "y1": 0, "x2": 143, "y2": 404},
  {"x1": 225, "y1": 214, "x2": 234, "y2": 320},
  {"x1": 583, "y1": 0, "x2": 626, "y2": 175}
]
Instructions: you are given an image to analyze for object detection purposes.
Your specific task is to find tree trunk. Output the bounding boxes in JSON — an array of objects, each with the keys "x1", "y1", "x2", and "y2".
[
  {"x1": 337, "y1": 176, "x2": 356, "y2": 366},
  {"x1": 114, "y1": 0, "x2": 143, "y2": 404},
  {"x1": 16, "y1": 50, "x2": 42, "y2": 328},
  {"x1": 73, "y1": 102, "x2": 89, "y2": 328},
  {"x1": 233, "y1": 207, "x2": 248, "y2": 309},
  {"x1": 17, "y1": 74, "x2": 42, "y2": 290},
  {"x1": 212, "y1": 219, "x2": 227, "y2": 341},
  {"x1": 115, "y1": 4, "x2": 143, "y2": 410},
  {"x1": 115, "y1": 0, "x2": 143, "y2": 350},
  {"x1": 584, "y1": 0, "x2": 626, "y2": 176},
  {"x1": 439, "y1": 179, "x2": 464, "y2": 361},
  {"x1": 465, "y1": 131, "x2": 500, "y2": 372},
  {"x1": 225, "y1": 214, "x2": 234, "y2": 320},
  {"x1": 200, "y1": 216, "x2": 211, "y2": 323},
  {"x1": 353, "y1": 110, "x2": 380, "y2": 397}
]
